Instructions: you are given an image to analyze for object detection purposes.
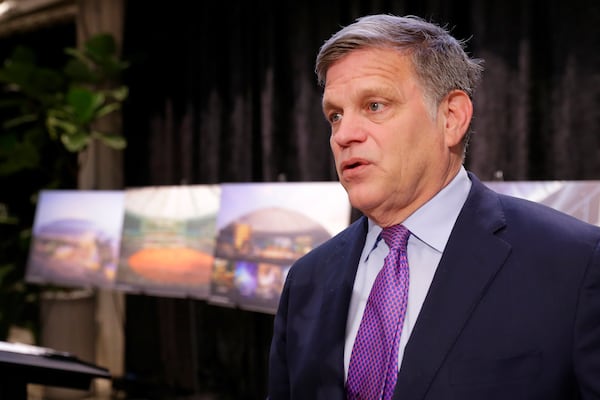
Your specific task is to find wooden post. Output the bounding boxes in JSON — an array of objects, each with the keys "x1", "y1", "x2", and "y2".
[{"x1": 75, "y1": 0, "x2": 126, "y2": 397}]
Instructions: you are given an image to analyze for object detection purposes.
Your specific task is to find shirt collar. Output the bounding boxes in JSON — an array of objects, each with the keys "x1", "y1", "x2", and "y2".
[{"x1": 365, "y1": 166, "x2": 472, "y2": 255}]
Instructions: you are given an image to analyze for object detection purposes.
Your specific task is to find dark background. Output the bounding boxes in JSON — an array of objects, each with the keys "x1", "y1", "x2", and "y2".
[{"x1": 1, "y1": 0, "x2": 598, "y2": 398}]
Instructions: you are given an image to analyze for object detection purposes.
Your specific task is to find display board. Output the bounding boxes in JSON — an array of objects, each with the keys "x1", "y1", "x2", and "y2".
[
  {"x1": 209, "y1": 182, "x2": 351, "y2": 313},
  {"x1": 116, "y1": 185, "x2": 220, "y2": 298},
  {"x1": 25, "y1": 182, "x2": 351, "y2": 314},
  {"x1": 25, "y1": 180, "x2": 600, "y2": 314},
  {"x1": 26, "y1": 190, "x2": 124, "y2": 289}
]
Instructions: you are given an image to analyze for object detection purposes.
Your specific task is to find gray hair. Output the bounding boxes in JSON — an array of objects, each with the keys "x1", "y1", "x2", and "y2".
[{"x1": 315, "y1": 14, "x2": 484, "y2": 113}]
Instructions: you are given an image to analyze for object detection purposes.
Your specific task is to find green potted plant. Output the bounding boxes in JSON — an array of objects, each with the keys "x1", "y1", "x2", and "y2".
[{"x1": 0, "y1": 33, "x2": 128, "y2": 341}]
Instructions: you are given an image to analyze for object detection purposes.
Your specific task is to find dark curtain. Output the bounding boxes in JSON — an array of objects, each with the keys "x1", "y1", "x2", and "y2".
[
  {"x1": 120, "y1": 0, "x2": 599, "y2": 399},
  {"x1": 468, "y1": 0, "x2": 600, "y2": 180}
]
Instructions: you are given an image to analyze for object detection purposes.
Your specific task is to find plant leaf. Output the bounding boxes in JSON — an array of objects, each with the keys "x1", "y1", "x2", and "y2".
[
  {"x1": 95, "y1": 102, "x2": 121, "y2": 119},
  {"x1": 66, "y1": 87, "x2": 104, "y2": 124},
  {"x1": 60, "y1": 130, "x2": 89, "y2": 152},
  {"x1": 2, "y1": 113, "x2": 39, "y2": 130},
  {"x1": 107, "y1": 86, "x2": 128, "y2": 102},
  {"x1": 0, "y1": 136, "x2": 40, "y2": 175},
  {"x1": 93, "y1": 131, "x2": 127, "y2": 150},
  {"x1": 63, "y1": 58, "x2": 97, "y2": 83},
  {"x1": 46, "y1": 111, "x2": 79, "y2": 139},
  {"x1": 85, "y1": 34, "x2": 117, "y2": 59}
]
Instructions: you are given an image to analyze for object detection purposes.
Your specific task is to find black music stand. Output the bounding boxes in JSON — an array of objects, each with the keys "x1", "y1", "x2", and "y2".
[{"x1": 0, "y1": 341, "x2": 111, "y2": 400}]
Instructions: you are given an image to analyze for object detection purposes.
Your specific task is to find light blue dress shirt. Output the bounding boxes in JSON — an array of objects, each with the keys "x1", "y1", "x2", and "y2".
[{"x1": 344, "y1": 167, "x2": 472, "y2": 379}]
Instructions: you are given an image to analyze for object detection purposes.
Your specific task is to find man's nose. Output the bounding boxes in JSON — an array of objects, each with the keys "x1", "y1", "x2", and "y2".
[{"x1": 331, "y1": 113, "x2": 367, "y2": 147}]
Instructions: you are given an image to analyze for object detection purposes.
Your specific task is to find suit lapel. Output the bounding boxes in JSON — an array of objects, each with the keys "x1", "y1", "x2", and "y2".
[
  {"x1": 315, "y1": 216, "x2": 368, "y2": 398},
  {"x1": 394, "y1": 176, "x2": 512, "y2": 400}
]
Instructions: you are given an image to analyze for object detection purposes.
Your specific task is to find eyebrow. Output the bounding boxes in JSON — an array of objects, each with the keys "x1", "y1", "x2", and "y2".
[
  {"x1": 322, "y1": 85, "x2": 403, "y2": 112},
  {"x1": 321, "y1": 97, "x2": 336, "y2": 113}
]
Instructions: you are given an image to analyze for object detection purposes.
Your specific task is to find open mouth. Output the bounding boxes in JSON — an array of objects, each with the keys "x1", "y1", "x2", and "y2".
[{"x1": 343, "y1": 159, "x2": 367, "y2": 171}]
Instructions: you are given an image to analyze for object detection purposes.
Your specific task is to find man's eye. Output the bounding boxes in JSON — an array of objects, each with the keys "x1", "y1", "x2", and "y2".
[
  {"x1": 329, "y1": 112, "x2": 342, "y2": 123},
  {"x1": 368, "y1": 102, "x2": 383, "y2": 112}
]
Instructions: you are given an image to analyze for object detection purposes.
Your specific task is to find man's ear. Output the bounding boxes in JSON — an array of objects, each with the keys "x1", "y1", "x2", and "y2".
[{"x1": 441, "y1": 90, "x2": 473, "y2": 147}]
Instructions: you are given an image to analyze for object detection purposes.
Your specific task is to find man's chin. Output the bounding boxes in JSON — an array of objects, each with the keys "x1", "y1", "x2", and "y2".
[{"x1": 346, "y1": 191, "x2": 377, "y2": 216}]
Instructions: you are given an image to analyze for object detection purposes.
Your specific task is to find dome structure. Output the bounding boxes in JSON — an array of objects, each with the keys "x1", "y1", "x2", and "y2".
[{"x1": 216, "y1": 207, "x2": 331, "y2": 263}]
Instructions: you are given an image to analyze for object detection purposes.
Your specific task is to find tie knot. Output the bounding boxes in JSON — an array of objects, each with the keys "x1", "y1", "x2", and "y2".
[{"x1": 381, "y1": 224, "x2": 410, "y2": 250}]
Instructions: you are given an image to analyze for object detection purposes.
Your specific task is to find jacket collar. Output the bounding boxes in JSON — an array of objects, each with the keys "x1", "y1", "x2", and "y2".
[{"x1": 394, "y1": 173, "x2": 511, "y2": 399}]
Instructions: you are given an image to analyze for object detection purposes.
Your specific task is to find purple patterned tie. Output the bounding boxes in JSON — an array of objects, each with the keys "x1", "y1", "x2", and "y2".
[{"x1": 346, "y1": 224, "x2": 411, "y2": 400}]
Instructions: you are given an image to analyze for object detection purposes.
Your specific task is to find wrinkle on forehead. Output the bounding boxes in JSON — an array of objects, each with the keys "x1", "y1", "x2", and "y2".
[{"x1": 322, "y1": 48, "x2": 420, "y2": 112}]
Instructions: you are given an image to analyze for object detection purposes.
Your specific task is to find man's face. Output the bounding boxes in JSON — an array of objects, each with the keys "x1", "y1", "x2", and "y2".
[{"x1": 322, "y1": 47, "x2": 462, "y2": 226}]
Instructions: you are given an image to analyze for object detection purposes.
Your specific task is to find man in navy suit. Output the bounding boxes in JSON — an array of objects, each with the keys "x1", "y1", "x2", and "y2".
[{"x1": 268, "y1": 14, "x2": 600, "y2": 399}]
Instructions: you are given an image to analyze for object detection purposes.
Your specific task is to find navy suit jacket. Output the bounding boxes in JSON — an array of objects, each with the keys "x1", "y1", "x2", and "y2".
[{"x1": 268, "y1": 173, "x2": 600, "y2": 399}]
